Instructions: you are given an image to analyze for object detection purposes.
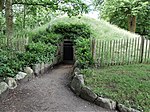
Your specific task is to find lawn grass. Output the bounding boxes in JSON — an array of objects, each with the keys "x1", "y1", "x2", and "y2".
[
  {"x1": 81, "y1": 64, "x2": 150, "y2": 112},
  {"x1": 31, "y1": 16, "x2": 140, "y2": 40}
]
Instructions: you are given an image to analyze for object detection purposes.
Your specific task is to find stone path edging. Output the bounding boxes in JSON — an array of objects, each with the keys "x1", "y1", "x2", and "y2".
[
  {"x1": 70, "y1": 65, "x2": 141, "y2": 112},
  {"x1": 0, "y1": 57, "x2": 59, "y2": 101},
  {"x1": 0, "y1": 64, "x2": 109, "y2": 111},
  {"x1": 0, "y1": 82, "x2": 9, "y2": 101}
]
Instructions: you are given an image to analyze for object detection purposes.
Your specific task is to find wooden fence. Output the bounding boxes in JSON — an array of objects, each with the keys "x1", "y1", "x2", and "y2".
[
  {"x1": 0, "y1": 36, "x2": 28, "y2": 51},
  {"x1": 92, "y1": 37, "x2": 150, "y2": 67}
]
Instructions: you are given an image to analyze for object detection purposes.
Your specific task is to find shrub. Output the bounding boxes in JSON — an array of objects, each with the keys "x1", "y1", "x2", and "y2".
[
  {"x1": 51, "y1": 23, "x2": 91, "y2": 39},
  {"x1": 0, "y1": 49, "x2": 24, "y2": 77},
  {"x1": 17, "y1": 42, "x2": 57, "y2": 66},
  {"x1": 75, "y1": 37, "x2": 93, "y2": 68},
  {"x1": 0, "y1": 41, "x2": 57, "y2": 78},
  {"x1": 32, "y1": 33, "x2": 63, "y2": 45},
  {"x1": 0, "y1": 50, "x2": 12, "y2": 77}
]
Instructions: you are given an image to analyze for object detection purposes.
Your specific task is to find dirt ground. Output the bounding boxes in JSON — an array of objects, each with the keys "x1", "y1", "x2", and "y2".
[{"x1": 0, "y1": 64, "x2": 111, "y2": 112}]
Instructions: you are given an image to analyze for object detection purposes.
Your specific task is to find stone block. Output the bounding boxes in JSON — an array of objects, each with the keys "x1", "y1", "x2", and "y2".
[
  {"x1": 95, "y1": 97, "x2": 116, "y2": 110},
  {"x1": 71, "y1": 67, "x2": 80, "y2": 78},
  {"x1": 6, "y1": 77, "x2": 17, "y2": 89},
  {"x1": 80, "y1": 86, "x2": 97, "y2": 102},
  {"x1": 33, "y1": 64, "x2": 41, "y2": 76},
  {"x1": 24, "y1": 67, "x2": 34, "y2": 81},
  {"x1": 117, "y1": 104, "x2": 141, "y2": 112},
  {"x1": 71, "y1": 74, "x2": 84, "y2": 95},
  {"x1": 16, "y1": 72, "x2": 27, "y2": 80},
  {"x1": 0, "y1": 82, "x2": 9, "y2": 101},
  {"x1": 24, "y1": 67, "x2": 33, "y2": 75},
  {"x1": 16, "y1": 72, "x2": 28, "y2": 84}
]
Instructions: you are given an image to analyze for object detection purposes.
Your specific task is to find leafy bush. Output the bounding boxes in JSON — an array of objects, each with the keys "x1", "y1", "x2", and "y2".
[
  {"x1": 75, "y1": 37, "x2": 93, "y2": 68},
  {"x1": 0, "y1": 49, "x2": 24, "y2": 77},
  {"x1": 32, "y1": 33, "x2": 63, "y2": 45},
  {"x1": 17, "y1": 42, "x2": 57, "y2": 66},
  {"x1": 51, "y1": 23, "x2": 91, "y2": 39},
  {"x1": 0, "y1": 42, "x2": 57, "y2": 78},
  {"x1": 0, "y1": 50, "x2": 12, "y2": 77}
]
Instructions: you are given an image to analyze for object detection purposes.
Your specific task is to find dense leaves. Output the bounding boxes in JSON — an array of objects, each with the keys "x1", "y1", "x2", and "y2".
[
  {"x1": 51, "y1": 23, "x2": 91, "y2": 40},
  {"x1": 75, "y1": 37, "x2": 93, "y2": 68},
  {"x1": 94, "y1": 0, "x2": 150, "y2": 38},
  {"x1": 13, "y1": 0, "x2": 89, "y2": 16},
  {"x1": 0, "y1": 0, "x2": 89, "y2": 32},
  {"x1": 0, "y1": 42, "x2": 57, "y2": 77},
  {"x1": 32, "y1": 33, "x2": 62, "y2": 45},
  {"x1": 17, "y1": 42, "x2": 57, "y2": 65},
  {"x1": 0, "y1": 50, "x2": 24, "y2": 77}
]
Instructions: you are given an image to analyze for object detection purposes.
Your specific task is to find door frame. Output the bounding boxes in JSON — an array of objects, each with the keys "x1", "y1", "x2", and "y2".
[{"x1": 63, "y1": 39, "x2": 74, "y2": 63}]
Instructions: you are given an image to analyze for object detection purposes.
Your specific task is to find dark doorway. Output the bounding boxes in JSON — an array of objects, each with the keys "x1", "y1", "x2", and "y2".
[{"x1": 63, "y1": 40, "x2": 73, "y2": 63}]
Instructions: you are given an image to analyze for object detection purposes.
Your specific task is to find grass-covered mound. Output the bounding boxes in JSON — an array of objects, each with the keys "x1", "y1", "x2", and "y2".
[
  {"x1": 81, "y1": 64, "x2": 150, "y2": 112},
  {"x1": 30, "y1": 16, "x2": 140, "y2": 40},
  {"x1": 26, "y1": 16, "x2": 141, "y2": 69}
]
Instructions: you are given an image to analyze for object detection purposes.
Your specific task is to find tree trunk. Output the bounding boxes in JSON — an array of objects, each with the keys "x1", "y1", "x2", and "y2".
[
  {"x1": 5, "y1": 0, "x2": 13, "y2": 48},
  {"x1": 23, "y1": 4, "x2": 26, "y2": 28},
  {"x1": 0, "y1": 0, "x2": 4, "y2": 11},
  {"x1": 128, "y1": 15, "x2": 136, "y2": 33}
]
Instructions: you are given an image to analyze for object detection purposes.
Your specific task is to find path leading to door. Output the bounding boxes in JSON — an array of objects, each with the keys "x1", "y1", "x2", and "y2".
[{"x1": 0, "y1": 65, "x2": 110, "y2": 112}]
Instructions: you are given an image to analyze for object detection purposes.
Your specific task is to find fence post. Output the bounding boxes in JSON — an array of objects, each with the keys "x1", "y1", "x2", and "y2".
[
  {"x1": 139, "y1": 36, "x2": 145, "y2": 63},
  {"x1": 91, "y1": 39, "x2": 95, "y2": 59}
]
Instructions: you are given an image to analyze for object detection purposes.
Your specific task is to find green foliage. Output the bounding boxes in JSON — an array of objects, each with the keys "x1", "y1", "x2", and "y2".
[
  {"x1": 17, "y1": 42, "x2": 57, "y2": 65},
  {"x1": 13, "y1": 0, "x2": 89, "y2": 17},
  {"x1": 0, "y1": 50, "x2": 12, "y2": 77},
  {"x1": 95, "y1": 0, "x2": 150, "y2": 37},
  {"x1": 31, "y1": 21, "x2": 92, "y2": 41},
  {"x1": 0, "y1": 41, "x2": 57, "y2": 77},
  {"x1": 13, "y1": 4, "x2": 53, "y2": 31},
  {"x1": 82, "y1": 64, "x2": 150, "y2": 112},
  {"x1": 75, "y1": 37, "x2": 93, "y2": 68},
  {"x1": 51, "y1": 23, "x2": 91, "y2": 39},
  {"x1": 136, "y1": 3, "x2": 150, "y2": 38},
  {"x1": 32, "y1": 33, "x2": 63, "y2": 45},
  {"x1": 10, "y1": 0, "x2": 89, "y2": 31},
  {"x1": 26, "y1": 42, "x2": 56, "y2": 58},
  {"x1": 0, "y1": 49, "x2": 24, "y2": 77}
]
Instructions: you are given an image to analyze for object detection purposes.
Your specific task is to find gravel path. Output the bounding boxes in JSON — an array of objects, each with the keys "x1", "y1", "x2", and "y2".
[{"x1": 0, "y1": 64, "x2": 111, "y2": 112}]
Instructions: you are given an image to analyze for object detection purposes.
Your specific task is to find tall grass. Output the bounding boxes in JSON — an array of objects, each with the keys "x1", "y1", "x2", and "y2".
[{"x1": 31, "y1": 16, "x2": 140, "y2": 40}]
